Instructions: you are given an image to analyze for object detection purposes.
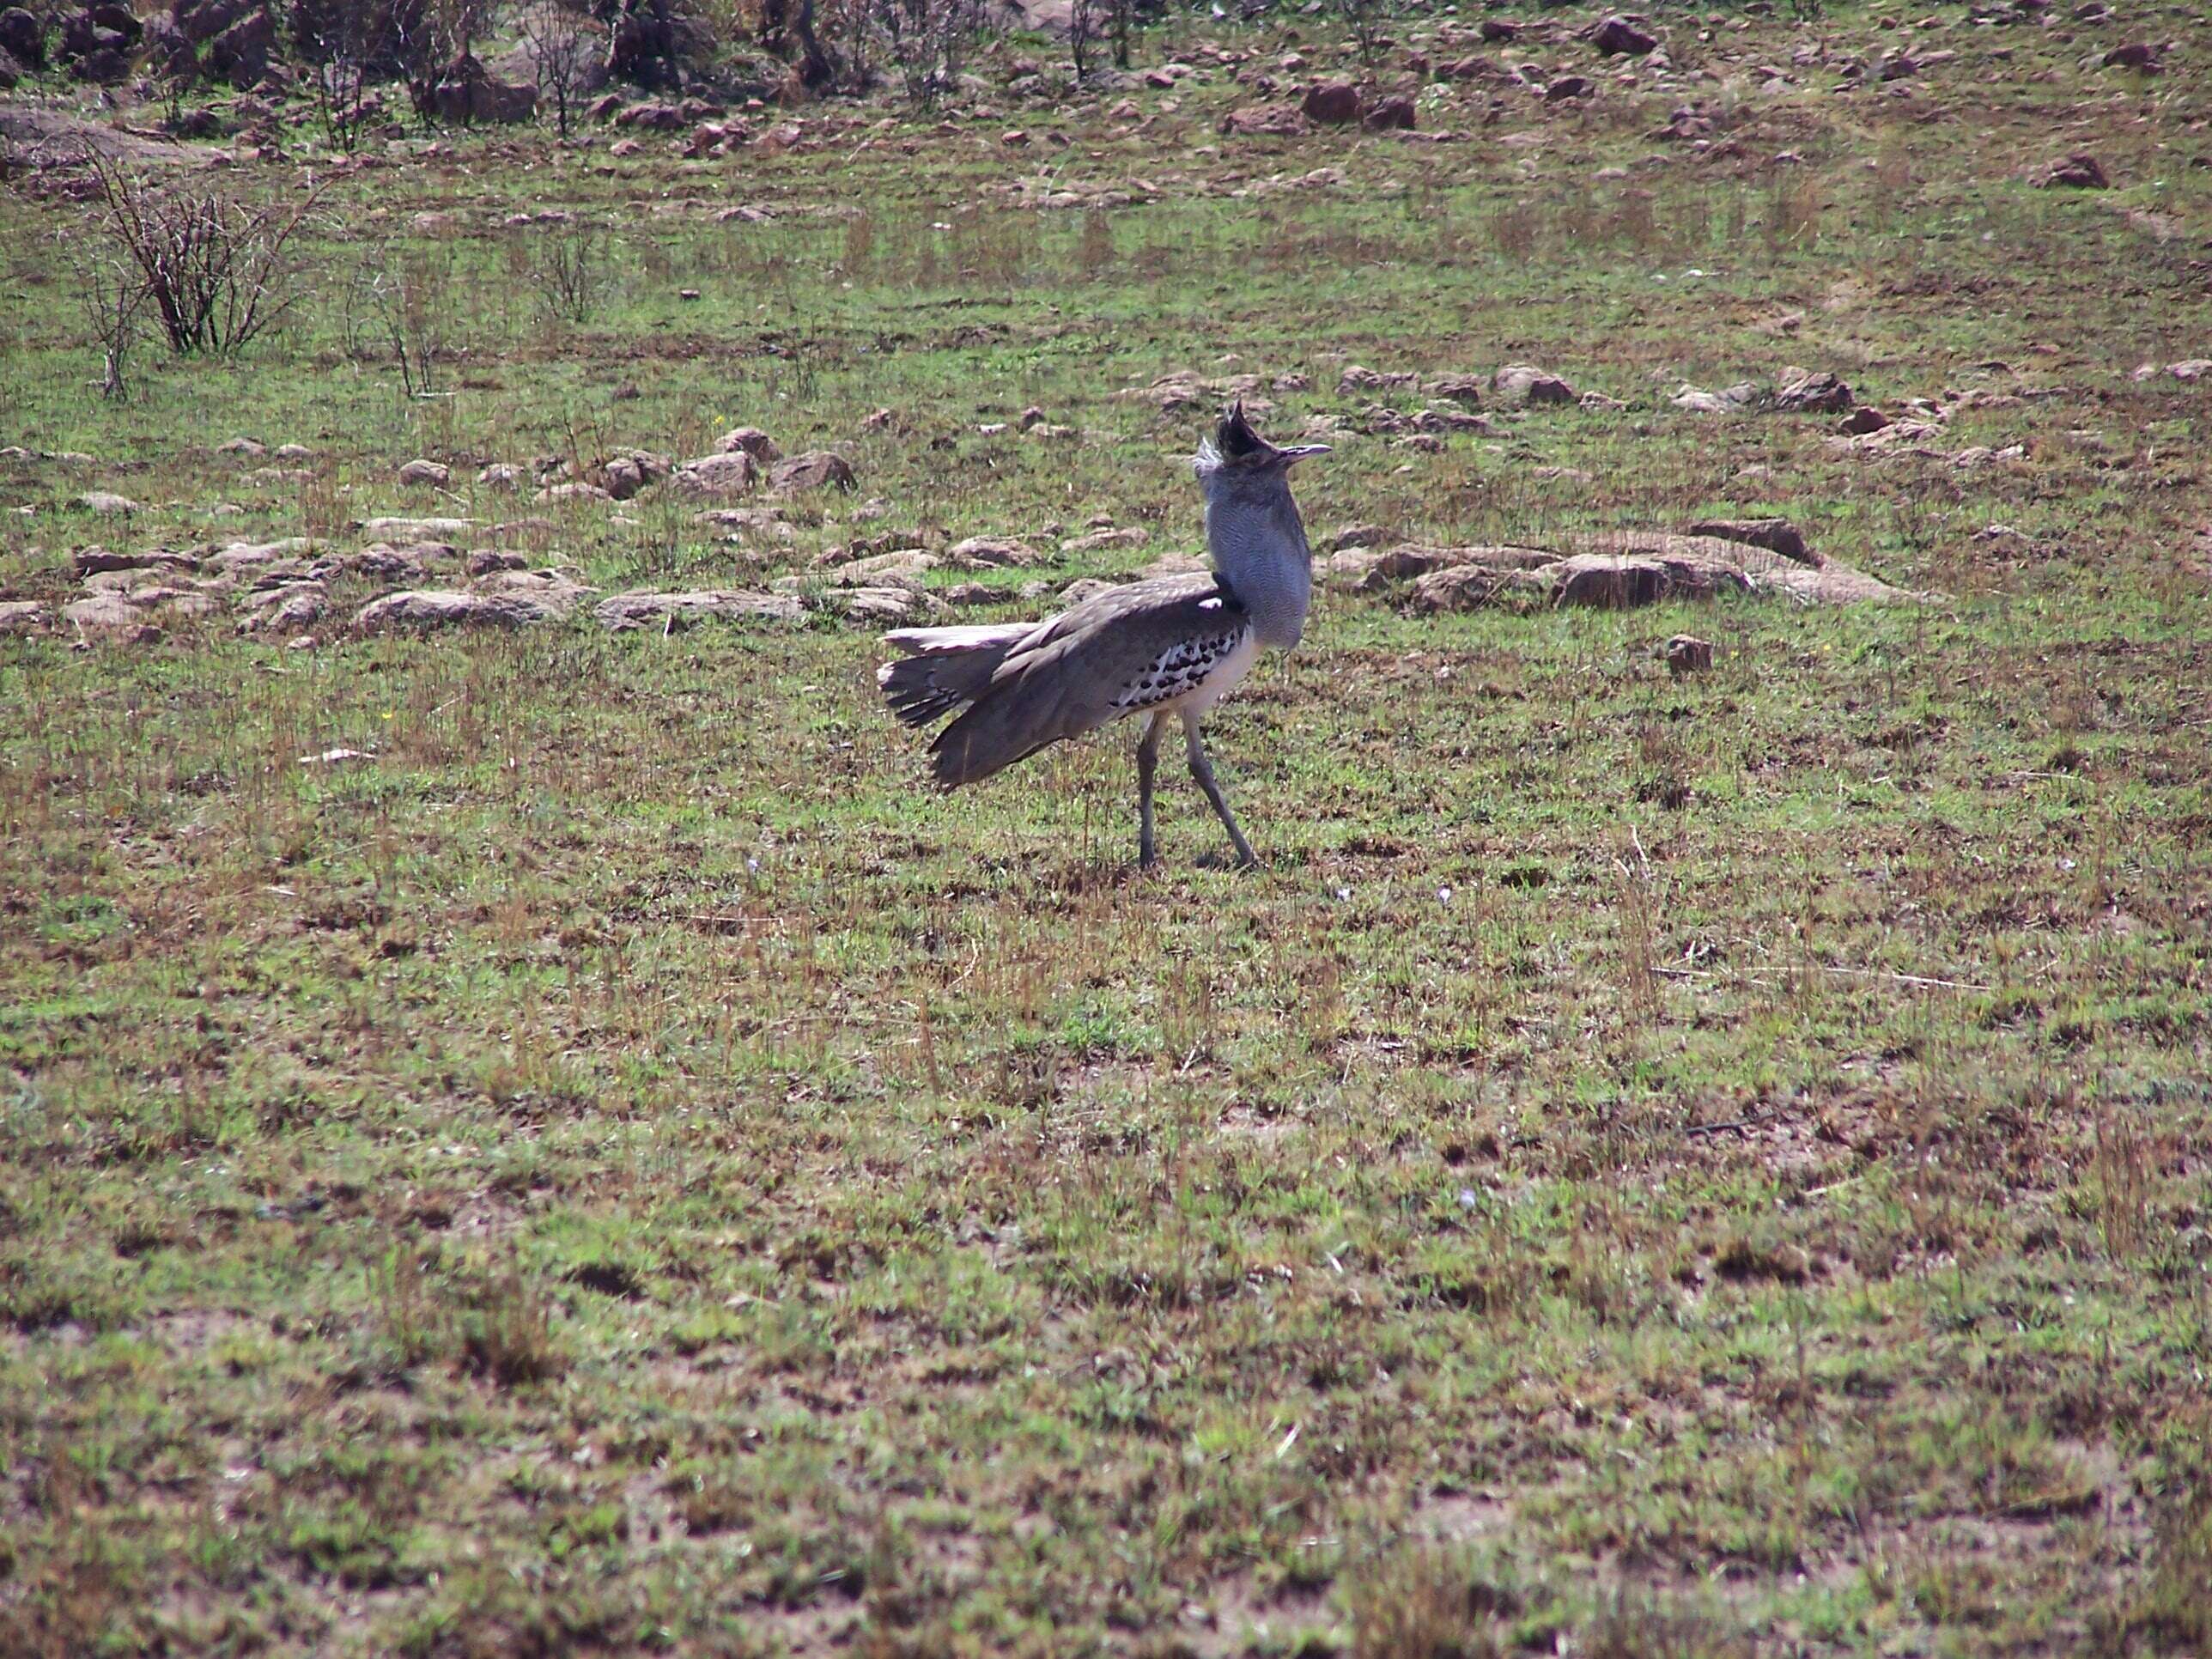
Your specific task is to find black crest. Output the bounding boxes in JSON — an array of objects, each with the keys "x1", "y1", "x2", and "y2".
[{"x1": 1215, "y1": 401, "x2": 1267, "y2": 459}]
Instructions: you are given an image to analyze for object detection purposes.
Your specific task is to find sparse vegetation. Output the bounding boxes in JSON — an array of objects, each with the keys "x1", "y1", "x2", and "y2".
[{"x1": 2, "y1": 2, "x2": 2209, "y2": 1655}]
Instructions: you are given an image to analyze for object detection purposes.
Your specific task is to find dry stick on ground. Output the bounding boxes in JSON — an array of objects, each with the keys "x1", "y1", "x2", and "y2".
[{"x1": 82, "y1": 146, "x2": 324, "y2": 356}]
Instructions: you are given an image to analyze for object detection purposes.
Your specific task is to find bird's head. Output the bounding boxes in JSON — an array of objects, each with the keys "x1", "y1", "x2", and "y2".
[{"x1": 1193, "y1": 401, "x2": 1330, "y2": 487}]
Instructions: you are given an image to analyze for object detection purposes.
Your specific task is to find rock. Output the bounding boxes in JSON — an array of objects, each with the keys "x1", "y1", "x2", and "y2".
[
  {"x1": 1554, "y1": 551, "x2": 1749, "y2": 609},
  {"x1": 1062, "y1": 526, "x2": 1150, "y2": 556},
  {"x1": 479, "y1": 462, "x2": 526, "y2": 490},
  {"x1": 0, "y1": 44, "x2": 22, "y2": 88},
  {"x1": 716, "y1": 426, "x2": 781, "y2": 462},
  {"x1": 2035, "y1": 153, "x2": 2108, "y2": 189},
  {"x1": 1329, "y1": 524, "x2": 1390, "y2": 551},
  {"x1": 2101, "y1": 42, "x2": 2158, "y2": 71},
  {"x1": 599, "y1": 450, "x2": 672, "y2": 501},
  {"x1": 0, "y1": 8, "x2": 44, "y2": 70},
  {"x1": 1492, "y1": 363, "x2": 1575, "y2": 406},
  {"x1": 1665, "y1": 634, "x2": 1714, "y2": 675},
  {"x1": 1546, "y1": 75, "x2": 1596, "y2": 100},
  {"x1": 1480, "y1": 17, "x2": 1518, "y2": 40},
  {"x1": 1671, "y1": 382, "x2": 1766, "y2": 414},
  {"x1": 466, "y1": 549, "x2": 527, "y2": 575},
  {"x1": 668, "y1": 452, "x2": 758, "y2": 500},
  {"x1": 428, "y1": 51, "x2": 538, "y2": 124},
  {"x1": 73, "y1": 546, "x2": 195, "y2": 576},
  {"x1": 949, "y1": 535, "x2": 1044, "y2": 567},
  {"x1": 1219, "y1": 103, "x2": 1308, "y2": 137},
  {"x1": 355, "y1": 572, "x2": 589, "y2": 632},
  {"x1": 2166, "y1": 361, "x2": 2212, "y2": 382},
  {"x1": 0, "y1": 599, "x2": 47, "y2": 634},
  {"x1": 1838, "y1": 407, "x2": 1892, "y2": 434},
  {"x1": 236, "y1": 583, "x2": 325, "y2": 632},
  {"x1": 820, "y1": 586, "x2": 939, "y2": 625},
  {"x1": 1688, "y1": 516, "x2": 1814, "y2": 565},
  {"x1": 1363, "y1": 95, "x2": 1417, "y2": 131},
  {"x1": 1774, "y1": 367, "x2": 1852, "y2": 414},
  {"x1": 216, "y1": 437, "x2": 266, "y2": 456},
  {"x1": 274, "y1": 444, "x2": 312, "y2": 460},
  {"x1": 1339, "y1": 363, "x2": 1417, "y2": 393},
  {"x1": 822, "y1": 550, "x2": 938, "y2": 586},
  {"x1": 940, "y1": 581, "x2": 1001, "y2": 606},
  {"x1": 593, "y1": 588, "x2": 804, "y2": 631},
  {"x1": 202, "y1": 6, "x2": 273, "y2": 86},
  {"x1": 77, "y1": 490, "x2": 141, "y2": 514},
  {"x1": 361, "y1": 516, "x2": 473, "y2": 539},
  {"x1": 1410, "y1": 561, "x2": 1557, "y2": 612},
  {"x1": 1425, "y1": 374, "x2": 1486, "y2": 408},
  {"x1": 71, "y1": 43, "x2": 131, "y2": 83},
  {"x1": 398, "y1": 459, "x2": 451, "y2": 487},
  {"x1": 536, "y1": 480, "x2": 613, "y2": 505},
  {"x1": 1302, "y1": 81, "x2": 1362, "y2": 125},
  {"x1": 64, "y1": 593, "x2": 155, "y2": 635},
  {"x1": 769, "y1": 451, "x2": 856, "y2": 495},
  {"x1": 1591, "y1": 15, "x2": 1657, "y2": 54}
]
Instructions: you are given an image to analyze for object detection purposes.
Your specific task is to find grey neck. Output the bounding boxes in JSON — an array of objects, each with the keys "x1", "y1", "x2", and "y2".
[{"x1": 1200, "y1": 471, "x2": 1314, "y2": 650}]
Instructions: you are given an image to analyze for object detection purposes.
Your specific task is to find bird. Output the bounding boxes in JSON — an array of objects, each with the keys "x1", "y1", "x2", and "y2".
[{"x1": 877, "y1": 403, "x2": 1328, "y2": 869}]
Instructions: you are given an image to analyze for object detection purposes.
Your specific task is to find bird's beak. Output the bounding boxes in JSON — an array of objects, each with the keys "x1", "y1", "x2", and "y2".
[{"x1": 1280, "y1": 444, "x2": 1332, "y2": 464}]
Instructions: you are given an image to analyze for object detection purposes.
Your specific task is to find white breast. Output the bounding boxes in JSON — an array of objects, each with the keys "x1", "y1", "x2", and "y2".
[{"x1": 1109, "y1": 626, "x2": 1259, "y2": 720}]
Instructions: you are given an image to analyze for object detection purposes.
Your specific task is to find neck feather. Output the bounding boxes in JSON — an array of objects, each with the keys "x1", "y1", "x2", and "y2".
[{"x1": 1202, "y1": 476, "x2": 1312, "y2": 649}]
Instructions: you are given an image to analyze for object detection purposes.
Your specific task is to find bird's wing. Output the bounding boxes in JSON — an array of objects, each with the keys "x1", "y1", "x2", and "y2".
[{"x1": 930, "y1": 574, "x2": 1246, "y2": 787}]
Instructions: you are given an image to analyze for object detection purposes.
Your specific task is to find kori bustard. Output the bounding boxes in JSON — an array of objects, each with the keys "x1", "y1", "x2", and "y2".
[{"x1": 877, "y1": 404, "x2": 1328, "y2": 867}]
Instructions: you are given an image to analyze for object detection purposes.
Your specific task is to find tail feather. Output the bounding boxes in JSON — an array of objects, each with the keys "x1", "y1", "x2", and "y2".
[{"x1": 876, "y1": 623, "x2": 1032, "y2": 732}]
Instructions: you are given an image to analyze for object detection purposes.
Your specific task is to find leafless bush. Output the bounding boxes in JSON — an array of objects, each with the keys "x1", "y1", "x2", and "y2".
[
  {"x1": 1340, "y1": 0, "x2": 1389, "y2": 68},
  {"x1": 63, "y1": 232, "x2": 149, "y2": 401},
  {"x1": 528, "y1": 222, "x2": 608, "y2": 323},
  {"x1": 352, "y1": 250, "x2": 458, "y2": 398},
  {"x1": 1069, "y1": 0, "x2": 1097, "y2": 82},
  {"x1": 868, "y1": 0, "x2": 979, "y2": 105},
  {"x1": 83, "y1": 150, "x2": 319, "y2": 357},
  {"x1": 521, "y1": 4, "x2": 599, "y2": 137}
]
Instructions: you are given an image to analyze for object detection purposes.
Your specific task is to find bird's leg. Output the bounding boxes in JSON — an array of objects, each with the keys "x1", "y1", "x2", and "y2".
[
  {"x1": 1135, "y1": 711, "x2": 1167, "y2": 868},
  {"x1": 1182, "y1": 710, "x2": 1258, "y2": 869}
]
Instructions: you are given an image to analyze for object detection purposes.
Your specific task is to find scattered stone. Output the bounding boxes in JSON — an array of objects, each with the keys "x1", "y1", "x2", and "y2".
[
  {"x1": 466, "y1": 549, "x2": 528, "y2": 575},
  {"x1": 1329, "y1": 524, "x2": 1391, "y2": 551},
  {"x1": 0, "y1": 599, "x2": 47, "y2": 634},
  {"x1": 1774, "y1": 367, "x2": 1853, "y2": 413},
  {"x1": 1410, "y1": 560, "x2": 1559, "y2": 611},
  {"x1": 2100, "y1": 41, "x2": 2159, "y2": 71},
  {"x1": 1546, "y1": 75, "x2": 1596, "y2": 100},
  {"x1": 237, "y1": 583, "x2": 325, "y2": 632},
  {"x1": 398, "y1": 459, "x2": 451, "y2": 487},
  {"x1": 361, "y1": 516, "x2": 473, "y2": 539},
  {"x1": 1339, "y1": 363, "x2": 1418, "y2": 394},
  {"x1": 821, "y1": 550, "x2": 938, "y2": 586},
  {"x1": 479, "y1": 462, "x2": 526, "y2": 491},
  {"x1": 716, "y1": 426, "x2": 782, "y2": 462},
  {"x1": 668, "y1": 451, "x2": 759, "y2": 500},
  {"x1": 1425, "y1": 374, "x2": 1486, "y2": 408},
  {"x1": 599, "y1": 450, "x2": 673, "y2": 501},
  {"x1": 769, "y1": 451, "x2": 857, "y2": 494},
  {"x1": 1062, "y1": 526, "x2": 1150, "y2": 556},
  {"x1": 0, "y1": 7, "x2": 43, "y2": 70},
  {"x1": 1363, "y1": 95, "x2": 1418, "y2": 131},
  {"x1": 1689, "y1": 516, "x2": 1815, "y2": 565},
  {"x1": 1590, "y1": 15, "x2": 1657, "y2": 55},
  {"x1": 427, "y1": 51, "x2": 538, "y2": 124},
  {"x1": 216, "y1": 437, "x2": 266, "y2": 457},
  {"x1": 1838, "y1": 406, "x2": 1892, "y2": 434},
  {"x1": 355, "y1": 572, "x2": 590, "y2": 633},
  {"x1": 2035, "y1": 153, "x2": 2108, "y2": 189},
  {"x1": 536, "y1": 480, "x2": 614, "y2": 505},
  {"x1": 1666, "y1": 634, "x2": 1714, "y2": 674},
  {"x1": 593, "y1": 588, "x2": 805, "y2": 632},
  {"x1": 950, "y1": 535, "x2": 1045, "y2": 567},
  {"x1": 1303, "y1": 81, "x2": 1362, "y2": 125},
  {"x1": 1671, "y1": 382, "x2": 1766, "y2": 414},
  {"x1": 73, "y1": 546, "x2": 194, "y2": 576},
  {"x1": 1219, "y1": 103, "x2": 1309, "y2": 137},
  {"x1": 820, "y1": 586, "x2": 939, "y2": 624},
  {"x1": 1493, "y1": 363, "x2": 1576, "y2": 406},
  {"x1": 77, "y1": 490, "x2": 141, "y2": 514}
]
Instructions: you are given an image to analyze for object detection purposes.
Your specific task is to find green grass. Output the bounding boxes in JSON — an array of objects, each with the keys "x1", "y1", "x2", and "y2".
[{"x1": 3, "y1": 4, "x2": 2210, "y2": 1653}]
